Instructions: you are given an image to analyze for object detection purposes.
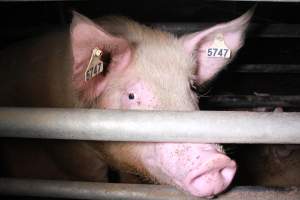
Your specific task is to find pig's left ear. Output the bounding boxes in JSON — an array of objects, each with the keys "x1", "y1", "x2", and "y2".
[
  {"x1": 181, "y1": 9, "x2": 253, "y2": 84},
  {"x1": 70, "y1": 12, "x2": 132, "y2": 104}
]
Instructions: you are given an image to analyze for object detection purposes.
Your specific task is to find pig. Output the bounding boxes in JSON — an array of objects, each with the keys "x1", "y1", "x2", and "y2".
[
  {"x1": 232, "y1": 108, "x2": 300, "y2": 187},
  {"x1": 235, "y1": 144, "x2": 300, "y2": 187},
  {"x1": 0, "y1": 9, "x2": 253, "y2": 198}
]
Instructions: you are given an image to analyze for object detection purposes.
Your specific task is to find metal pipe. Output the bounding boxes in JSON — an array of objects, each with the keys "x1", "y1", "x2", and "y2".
[
  {"x1": 0, "y1": 107, "x2": 300, "y2": 143},
  {"x1": 152, "y1": 23, "x2": 300, "y2": 38},
  {"x1": 0, "y1": 178, "x2": 299, "y2": 200},
  {"x1": 204, "y1": 95, "x2": 300, "y2": 108},
  {"x1": 1, "y1": 0, "x2": 300, "y2": 2},
  {"x1": 2, "y1": 24, "x2": 300, "y2": 39},
  {"x1": 234, "y1": 64, "x2": 300, "y2": 73},
  {"x1": 220, "y1": 0, "x2": 300, "y2": 2}
]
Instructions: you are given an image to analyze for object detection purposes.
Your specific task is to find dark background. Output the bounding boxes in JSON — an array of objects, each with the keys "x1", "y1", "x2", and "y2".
[
  {"x1": 0, "y1": 0, "x2": 299, "y2": 187},
  {"x1": 1, "y1": 1, "x2": 300, "y2": 103}
]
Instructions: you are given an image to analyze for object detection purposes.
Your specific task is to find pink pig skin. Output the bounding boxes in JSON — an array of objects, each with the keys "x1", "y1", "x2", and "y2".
[
  {"x1": 141, "y1": 143, "x2": 236, "y2": 197},
  {"x1": 0, "y1": 9, "x2": 253, "y2": 198}
]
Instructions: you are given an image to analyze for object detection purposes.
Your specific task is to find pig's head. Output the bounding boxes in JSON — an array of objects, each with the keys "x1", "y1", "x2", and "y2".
[{"x1": 70, "y1": 10, "x2": 252, "y2": 198}]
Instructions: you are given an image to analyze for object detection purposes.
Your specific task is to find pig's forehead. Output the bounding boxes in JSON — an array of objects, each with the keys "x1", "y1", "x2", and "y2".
[
  {"x1": 130, "y1": 40, "x2": 197, "y2": 104},
  {"x1": 100, "y1": 17, "x2": 196, "y2": 74},
  {"x1": 134, "y1": 38, "x2": 196, "y2": 76}
]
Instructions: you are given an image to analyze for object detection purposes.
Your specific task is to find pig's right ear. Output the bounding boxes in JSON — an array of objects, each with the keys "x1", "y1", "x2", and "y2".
[
  {"x1": 70, "y1": 12, "x2": 132, "y2": 104},
  {"x1": 180, "y1": 9, "x2": 253, "y2": 85}
]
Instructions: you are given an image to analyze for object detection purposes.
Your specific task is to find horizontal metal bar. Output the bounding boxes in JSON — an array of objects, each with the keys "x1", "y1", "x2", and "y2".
[
  {"x1": 234, "y1": 64, "x2": 300, "y2": 73},
  {"x1": 0, "y1": 107, "x2": 300, "y2": 143},
  {"x1": 1, "y1": 0, "x2": 299, "y2": 1},
  {"x1": 0, "y1": 0, "x2": 75, "y2": 1},
  {"x1": 152, "y1": 23, "x2": 300, "y2": 38},
  {"x1": 220, "y1": 0, "x2": 300, "y2": 2},
  {"x1": 0, "y1": 178, "x2": 300, "y2": 200},
  {"x1": 2, "y1": 23, "x2": 300, "y2": 40},
  {"x1": 205, "y1": 95, "x2": 300, "y2": 108}
]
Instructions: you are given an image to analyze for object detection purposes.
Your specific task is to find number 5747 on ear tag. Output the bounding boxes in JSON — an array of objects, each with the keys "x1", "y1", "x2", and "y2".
[{"x1": 207, "y1": 33, "x2": 231, "y2": 59}]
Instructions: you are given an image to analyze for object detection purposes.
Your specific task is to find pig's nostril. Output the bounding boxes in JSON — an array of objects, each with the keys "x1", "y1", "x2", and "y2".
[
  {"x1": 221, "y1": 164, "x2": 236, "y2": 183},
  {"x1": 183, "y1": 157, "x2": 237, "y2": 197}
]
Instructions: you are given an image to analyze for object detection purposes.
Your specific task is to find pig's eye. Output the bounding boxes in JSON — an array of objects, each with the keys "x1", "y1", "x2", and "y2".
[{"x1": 128, "y1": 93, "x2": 135, "y2": 100}]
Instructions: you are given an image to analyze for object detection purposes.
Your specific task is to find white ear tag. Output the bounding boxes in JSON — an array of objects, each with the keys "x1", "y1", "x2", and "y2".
[
  {"x1": 207, "y1": 33, "x2": 231, "y2": 59},
  {"x1": 85, "y1": 48, "x2": 104, "y2": 81}
]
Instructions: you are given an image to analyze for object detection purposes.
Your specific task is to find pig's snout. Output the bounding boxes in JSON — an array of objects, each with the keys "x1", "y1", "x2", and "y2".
[
  {"x1": 142, "y1": 143, "x2": 236, "y2": 198},
  {"x1": 183, "y1": 154, "x2": 236, "y2": 197}
]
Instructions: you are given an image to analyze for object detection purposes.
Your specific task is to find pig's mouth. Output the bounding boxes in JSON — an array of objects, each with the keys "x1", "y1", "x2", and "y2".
[{"x1": 182, "y1": 154, "x2": 237, "y2": 197}]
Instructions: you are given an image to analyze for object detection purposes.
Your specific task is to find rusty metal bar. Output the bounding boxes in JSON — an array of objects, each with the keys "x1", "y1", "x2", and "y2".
[
  {"x1": 0, "y1": 178, "x2": 299, "y2": 200},
  {"x1": 0, "y1": 107, "x2": 300, "y2": 144}
]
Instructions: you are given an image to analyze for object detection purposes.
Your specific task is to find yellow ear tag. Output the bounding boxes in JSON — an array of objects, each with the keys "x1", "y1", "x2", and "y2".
[
  {"x1": 207, "y1": 33, "x2": 231, "y2": 59},
  {"x1": 85, "y1": 48, "x2": 104, "y2": 81}
]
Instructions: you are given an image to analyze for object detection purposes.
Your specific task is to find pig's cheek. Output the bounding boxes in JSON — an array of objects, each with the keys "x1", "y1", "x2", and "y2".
[
  {"x1": 120, "y1": 83, "x2": 157, "y2": 110},
  {"x1": 141, "y1": 144, "x2": 195, "y2": 187},
  {"x1": 98, "y1": 92, "x2": 123, "y2": 109},
  {"x1": 120, "y1": 94, "x2": 139, "y2": 109},
  {"x1": 140, "y1": 144, "x2": 176, "y2": 185}
]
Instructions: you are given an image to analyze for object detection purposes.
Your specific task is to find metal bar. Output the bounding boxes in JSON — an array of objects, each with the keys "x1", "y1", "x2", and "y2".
[
  {"x1": 0, "y1": 178, "x2": 299, "y2": 200},
  {"x1": 152, "y1": 23, "x2": 300, "y2": 38},
  {"x1": 0, "y1": 0, "x2": 77, "y2": 1},
  {"x1": 1, "y1": 0, "x2": 299, "y2": 2},
  {"x1": 0, "y1": 107, "x2": 300, "y2": 144},
  {"x1": 2, "y1": 24, "x2": 300, "y2": 40},
  {"x1": 204, "y1": 95, "x2": 300, "y2": 108},
  {"x1": 234, "y1": 64, "x2": 300, "y2": 73},
  {"x1": 220, "y1": 0, "x2": 300, "y2": 2}
]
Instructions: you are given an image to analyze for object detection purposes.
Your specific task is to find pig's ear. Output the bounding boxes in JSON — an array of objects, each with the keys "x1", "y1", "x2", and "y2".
[
  {"x1": 70, "y1": 12, "x2": 132, "y2": 103},
  {"x1": 181, "y1": 9, "x2": 253, "y2": 84}
]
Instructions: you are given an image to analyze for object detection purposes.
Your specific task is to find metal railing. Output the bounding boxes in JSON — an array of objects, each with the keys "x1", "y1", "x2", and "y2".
[
  {"x1": 0, "y1": 107, "x2": 300, "y2": 199},
  {"x1": 0, "y1": 178, "x2": 299, "y2": 200},
  {"x1": 0, "y1": 107, "x2": 300, "y2": 143}
]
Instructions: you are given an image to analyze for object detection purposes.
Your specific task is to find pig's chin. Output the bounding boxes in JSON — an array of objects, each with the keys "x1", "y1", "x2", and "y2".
[{"x1": 141, "y1": 143, "x2": 237, "y2": 198}]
